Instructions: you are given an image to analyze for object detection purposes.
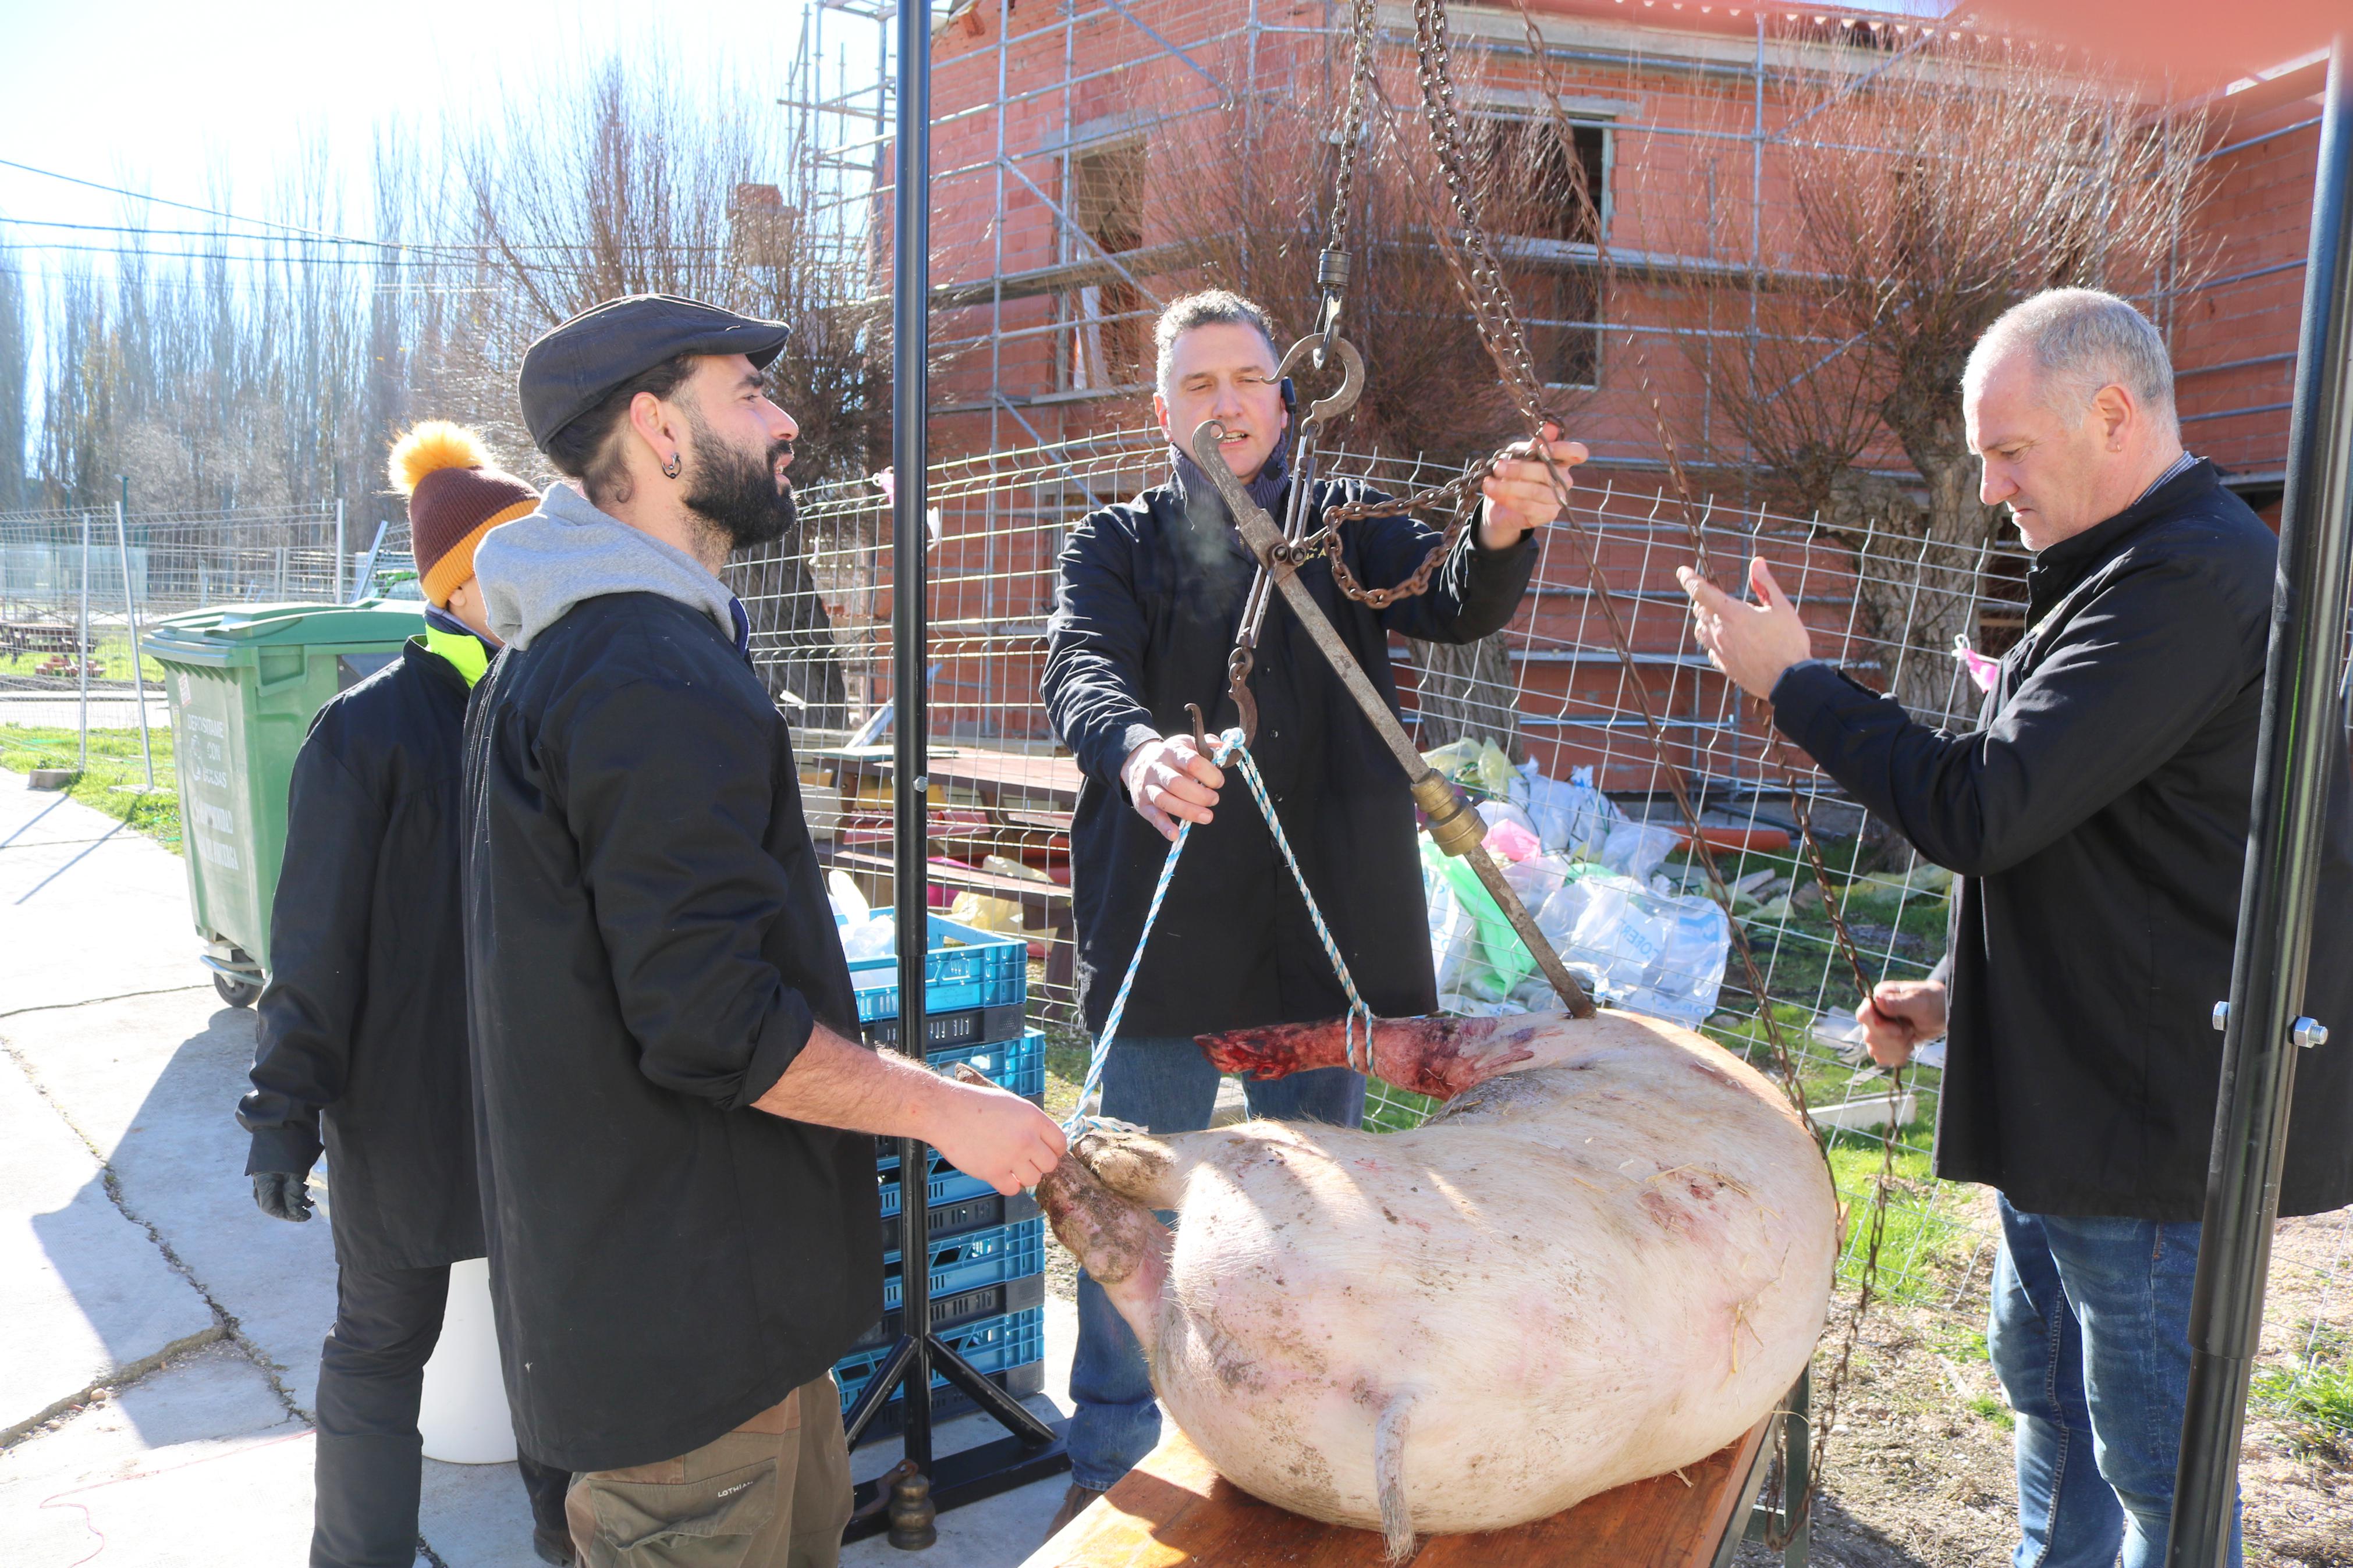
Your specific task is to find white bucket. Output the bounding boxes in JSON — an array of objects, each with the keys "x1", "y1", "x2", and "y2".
[{"x1": 418, "y1": 1257, "x2": 518, "y2": 1464}]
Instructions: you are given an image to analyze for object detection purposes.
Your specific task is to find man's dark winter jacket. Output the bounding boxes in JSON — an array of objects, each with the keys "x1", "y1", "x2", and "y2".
[
  {"x1": 1044, "y1": 462, "x2": 1538, "y2": 1039},
  {"x1": 463, "y1": 489, "x2": 881, "y2": 1474},
  {"x1": 237, "y1": 637, "x2": 486, "y2": 1272},
  {"x1": 1773, "y1": 460, "x2": 2353, "y2": 1221}
]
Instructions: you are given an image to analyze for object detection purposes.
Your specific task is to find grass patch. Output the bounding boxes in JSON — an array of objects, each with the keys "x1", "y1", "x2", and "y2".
[
  {"x1": 1965, "y1": 1392, "x2": 2015, "y2": 1431},
  {"x1": 1, "y1": 639, "x2": 168, "y2": 686},
  {"x1": 1827, "y1": 1129, "x2": 1969, "y2": 1303},
  {"x1": 2252, "y1": 1322, "x2": 2353, "y2": 1461},
  {"x1": 0, "y1": 724, "x2": 182, "y2": 851}
]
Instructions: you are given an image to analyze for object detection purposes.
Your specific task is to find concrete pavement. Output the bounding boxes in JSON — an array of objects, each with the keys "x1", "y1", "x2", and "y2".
[{"x1": 0, "y1": 766, "x2": 1086, "y2": 1567}]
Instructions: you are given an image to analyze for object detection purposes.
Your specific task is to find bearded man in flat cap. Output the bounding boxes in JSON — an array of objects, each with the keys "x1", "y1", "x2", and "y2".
[{"x1": 463, "y1": 295, "x2": 1066, "y2": 1568}]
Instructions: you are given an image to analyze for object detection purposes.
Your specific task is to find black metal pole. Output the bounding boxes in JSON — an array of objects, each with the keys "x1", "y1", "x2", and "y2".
[
  {"x1": 852, "y1": 9, "x2": 1067, "y2": 1545},
  {"x1": 889, "y1": 0, "x2": 939, "y2": 1537},
  {"x1": 2168, "y1": 34, "x2": 2353, "y2": 1567}
]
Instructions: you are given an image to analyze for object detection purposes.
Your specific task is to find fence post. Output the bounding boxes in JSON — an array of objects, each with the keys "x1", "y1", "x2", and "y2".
[
  {"x1": 77, "y1": 509, "x2": 91, "y2": 772},
  {"x1": 334, "y1": 497, "x2": 346, "y2": 603},
  {"x1": 116, "y1": 479, "x2": 154, "y2": 791}
]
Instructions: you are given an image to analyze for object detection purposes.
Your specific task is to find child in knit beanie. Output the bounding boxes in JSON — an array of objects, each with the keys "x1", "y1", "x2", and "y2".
[{"x1": 388, "y1": 422, "x2": 538, "y2": 643}]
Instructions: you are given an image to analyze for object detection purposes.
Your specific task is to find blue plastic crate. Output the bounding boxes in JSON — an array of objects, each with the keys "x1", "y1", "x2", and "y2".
[
  {"x1": 881, "y1": 1217, "x2": 1044, "y2": 1314},
  {"x1": 849, "y1": 912, "x2": 1026, "y2": 1025},
  {"x1": 834, "y1": 1305, "x2": 1046, "y2": 1417},
  {"x1": 924, "y1": 1031, "x2": 1046, "y2": 1100},
  {"x1": 875, "y1": 1160, "x2": 1012, "y2": 1222}
]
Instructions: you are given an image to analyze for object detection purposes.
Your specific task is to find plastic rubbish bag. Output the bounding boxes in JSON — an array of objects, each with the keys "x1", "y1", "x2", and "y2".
[
  {"x1": 1419, "y1": 833, "x2": 1535, "y2": 1004},
  {"x1": 949, "y1": 891, "x2": 1027, "y2": 935},
  {"x1": 1532, "y1": 866, "x2": 1729, "y2": 1025},
  {"x1": 1520, "y1": 762, "x2": 1672, "y2": 874},
  {"x1": 1522, "y1": 763, "x2": 1618, "y2": 859},
  {"x1": 1421, "y1": 737, "x2": 1521, "y2": 802},
  {"x1": 829, "y1": 870, "x2": 896, "y2": 960},
  {"x1": 1477, "y1": 801, "x2": 1543, "y2": 863}
]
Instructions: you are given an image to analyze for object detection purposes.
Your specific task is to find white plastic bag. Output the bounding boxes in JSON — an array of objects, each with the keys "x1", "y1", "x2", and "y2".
[
  {"x1": 829, "y1": 870, "x2": 896, "y2": 959},
  {"x1": 1533, "y1": 868, "x2": 1729, "y2": 1025},
  {"x1": 1522, "y1": 763, "x2": 1619, "y2": 859}
]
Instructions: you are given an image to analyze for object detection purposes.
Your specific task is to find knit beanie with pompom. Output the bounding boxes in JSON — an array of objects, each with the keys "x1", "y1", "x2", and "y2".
[{"x1": 387, "y1": 422, "x2": 539, "y2": 607}]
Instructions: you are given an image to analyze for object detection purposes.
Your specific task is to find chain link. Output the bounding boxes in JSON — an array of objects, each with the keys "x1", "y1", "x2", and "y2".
[{"x1": 1378, "y1": 2, "x2": 1907, "y2": 1544}]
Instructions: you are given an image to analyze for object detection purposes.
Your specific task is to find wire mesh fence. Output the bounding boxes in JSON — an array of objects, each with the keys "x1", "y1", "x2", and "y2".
[
  {"x1": 0, "y1": 504, "x2": 417, "y2": 704},
  {"x1": 730, "y1": 423, "x2": 2353, "y2": 1434}
]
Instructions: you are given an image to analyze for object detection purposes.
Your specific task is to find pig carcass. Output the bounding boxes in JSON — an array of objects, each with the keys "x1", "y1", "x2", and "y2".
[{"x1": 1037, "y1": 1008, "x2": 1837, "y2": 1559}]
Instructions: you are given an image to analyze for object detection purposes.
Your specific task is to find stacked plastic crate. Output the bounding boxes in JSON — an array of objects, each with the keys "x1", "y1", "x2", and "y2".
[{"x1": 835, "y1": 913, "x2": 1048, "y2": 1439}]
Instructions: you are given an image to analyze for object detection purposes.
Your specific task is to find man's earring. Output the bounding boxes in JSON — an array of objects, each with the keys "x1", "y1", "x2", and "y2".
[{"x1": 662, "y1": 453, "x2": 683, "y2": 479}]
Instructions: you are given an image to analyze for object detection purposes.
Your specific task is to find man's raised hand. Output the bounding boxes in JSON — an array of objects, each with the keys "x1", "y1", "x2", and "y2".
[
  {"x1": 1122, "y1": 734, "x2": 1225, "y2": 842},
  {"x1": 1677, "y1": 556, "x2": 1813, "y2": 702},
  {"x1": 1477, "y1": 422, "x2": 1590, "y2": 549}
]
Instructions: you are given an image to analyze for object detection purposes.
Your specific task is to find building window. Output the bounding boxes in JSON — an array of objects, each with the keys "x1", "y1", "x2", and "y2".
[
  {"x1": 1471, "y1": 116, "x2": 1606, "y2": 389},
  {"x1": 1066, "y1": 140, "x2": 1147, "y2": 392}
]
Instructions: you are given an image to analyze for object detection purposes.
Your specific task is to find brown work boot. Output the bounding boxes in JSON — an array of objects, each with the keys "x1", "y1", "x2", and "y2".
[{"x1": 1042, "y1": 1481, "x2": 1106, "y2": 1542}]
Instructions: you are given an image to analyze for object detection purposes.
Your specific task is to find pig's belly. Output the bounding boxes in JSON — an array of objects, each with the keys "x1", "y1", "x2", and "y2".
[{"x1": 1147, "y1": 1062, "x2": 1835, "y2": 1534}]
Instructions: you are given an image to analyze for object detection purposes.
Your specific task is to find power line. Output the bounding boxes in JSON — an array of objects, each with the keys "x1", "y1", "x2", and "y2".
[{"x1": 0, "y1": 156, "x2": 475, "y2": 257}]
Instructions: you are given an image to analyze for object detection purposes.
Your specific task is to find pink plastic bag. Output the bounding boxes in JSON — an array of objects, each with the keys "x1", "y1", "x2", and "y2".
[
  {"x1": 1952, "y1": 635, "x2": 2000, "y2": 694},
  {"x1": 1483, "y1": 817, "x2": 1543, "y2": 863}
]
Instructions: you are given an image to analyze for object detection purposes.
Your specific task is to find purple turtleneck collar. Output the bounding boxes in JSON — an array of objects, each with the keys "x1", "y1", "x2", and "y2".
[{"x1": 1168, "y1": 421, "x2": 1293, "y2": 516}]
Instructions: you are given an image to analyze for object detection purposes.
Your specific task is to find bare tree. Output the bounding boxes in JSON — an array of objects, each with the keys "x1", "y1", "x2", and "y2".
[
  {"x1": 1628, "y1": 33, "x2": 2206, "y2": 721},
  {"x1": 0, "y1": 244, "x2": 27, "y2": 511},
  {"x1": 425, "y1": 58, "x2": 888, "y2": 723}
]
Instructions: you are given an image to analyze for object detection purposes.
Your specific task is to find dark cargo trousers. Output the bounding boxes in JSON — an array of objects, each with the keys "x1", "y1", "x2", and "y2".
[
  {"x1": 313, "y1": 1263, "x2": 572, "y2": 1568},
  {"x1": 565, "y1": 1374, "x2": 851, "y2": 1568}
]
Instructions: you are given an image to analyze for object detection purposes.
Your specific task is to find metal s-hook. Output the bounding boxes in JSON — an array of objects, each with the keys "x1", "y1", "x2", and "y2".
[{"x1": 1274, "y1": 332, "x2": 1367, "y2": 431}]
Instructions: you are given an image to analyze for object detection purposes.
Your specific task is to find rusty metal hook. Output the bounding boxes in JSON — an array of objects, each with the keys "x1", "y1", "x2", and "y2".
[
  {"x1": 1274, "y1": 332, "x2": 1367, "y2": 429},
  {"x1": 1184, "y1": 702, "x2": 1209, "y2": 751}
]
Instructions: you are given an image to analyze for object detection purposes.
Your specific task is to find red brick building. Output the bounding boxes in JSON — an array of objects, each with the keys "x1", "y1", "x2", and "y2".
[{"x1": 837, "y1": 1, "x2": 2327, "y2": 775}]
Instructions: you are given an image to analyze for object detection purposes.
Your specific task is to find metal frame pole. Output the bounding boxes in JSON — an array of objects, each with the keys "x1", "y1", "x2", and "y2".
[
  {"x1": 115, "y1": 478, "x2": 153, "y2": 791},
  {"x1": 844, "y1": 1, "x2": 1068, "y2": 1544},
  {"x1": 77, "y1": 509, "x2": 90, "y2": 772},
  {"x1": 334, "y1": 497, "x2": 346, "y2": 603},
  {"x1": 2167, "y1": 34, "x2": 2353, "y2": 1567},
  {"x1": 890, "y1": 0, "x2": 939, "y2": 1507}
]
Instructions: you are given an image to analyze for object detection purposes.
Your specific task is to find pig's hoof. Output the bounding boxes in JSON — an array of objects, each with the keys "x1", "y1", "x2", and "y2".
[{"x1": 1073, "y1": 1127, "x2": 1181, "y2": 1206}]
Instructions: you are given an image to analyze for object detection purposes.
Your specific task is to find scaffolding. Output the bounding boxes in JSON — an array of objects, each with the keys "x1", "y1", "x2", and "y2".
[{"x1": 777, "y1": 0, "x2": 2315, "y2": 498}]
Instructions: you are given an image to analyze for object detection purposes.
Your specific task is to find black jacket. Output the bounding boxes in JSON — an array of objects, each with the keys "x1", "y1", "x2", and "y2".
[
  {"x1": 462, "y1": 590, "x2": 881, "y2": 1473},
  {"x1": 237, "y1": 638, "x2": 486, "y2": 1271},
  {"x1": 1044, "y1": 465, "x2": 1538, "y2": 1039},
  {"x1": 1773, "y1": 461, "x2": 2353, "y2": 1220}
]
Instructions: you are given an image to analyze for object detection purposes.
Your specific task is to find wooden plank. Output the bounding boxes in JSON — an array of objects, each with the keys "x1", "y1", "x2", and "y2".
[{"x1": 1020, "y1": 1421, "x2": 1772, "y2": 1568}]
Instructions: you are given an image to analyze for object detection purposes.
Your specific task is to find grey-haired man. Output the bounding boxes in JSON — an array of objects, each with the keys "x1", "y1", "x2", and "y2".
[{"x1": 1680, "y1": 287, "x2": 2353, "y2": 1568}]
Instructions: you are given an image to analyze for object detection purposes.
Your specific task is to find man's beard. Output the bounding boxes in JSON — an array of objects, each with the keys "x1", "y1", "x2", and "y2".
[{"x1": 682, "y1": 408, "x2": 797, "y2": 553}]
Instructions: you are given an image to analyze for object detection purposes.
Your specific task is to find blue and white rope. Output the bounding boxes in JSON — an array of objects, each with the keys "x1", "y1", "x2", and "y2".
[{"x1": 1068, "y1": 727, "x2": 1375, "y2": 1135}]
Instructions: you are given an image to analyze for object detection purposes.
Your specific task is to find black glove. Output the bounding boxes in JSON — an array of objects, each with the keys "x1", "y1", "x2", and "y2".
[{"x1": 253, "y1": 1171, "x2": 314, "y2": 1223}]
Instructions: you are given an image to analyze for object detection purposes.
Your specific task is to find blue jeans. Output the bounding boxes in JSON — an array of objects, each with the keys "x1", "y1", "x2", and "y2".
[
  {"x1": 1987, "y1": 1196, "x2": 2242, "y2": 1568},
  {"x1": 1067, "y1": 1036, "x2": 1365, "y2": 1489}
]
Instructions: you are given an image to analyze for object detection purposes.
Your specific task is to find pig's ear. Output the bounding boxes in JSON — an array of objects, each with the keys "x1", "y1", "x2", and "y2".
[{"x1": 1375, "y1": 1391, "x2": 1418, "y2": 1565}]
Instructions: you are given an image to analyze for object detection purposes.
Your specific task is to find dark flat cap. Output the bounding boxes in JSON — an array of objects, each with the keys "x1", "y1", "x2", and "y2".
[{"x1": 518, "y1": 294, "x2": 792, "y2": 451}]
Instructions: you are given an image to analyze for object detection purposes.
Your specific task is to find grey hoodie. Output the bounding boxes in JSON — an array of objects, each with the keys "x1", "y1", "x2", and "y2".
[{"x1": 474, "y1": 482, "x2": 739, "y2": 651}]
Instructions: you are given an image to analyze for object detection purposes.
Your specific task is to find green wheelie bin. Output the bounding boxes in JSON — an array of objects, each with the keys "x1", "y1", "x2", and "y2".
[{"x1": 143, "y1": 600, "x2": 427, "y2": 1006}]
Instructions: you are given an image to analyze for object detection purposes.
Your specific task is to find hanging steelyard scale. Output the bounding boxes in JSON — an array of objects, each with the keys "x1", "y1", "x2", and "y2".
[
  {"x1": 1182, "y1": 0, "x2": 1917, "y2": 1547},
  {"x1": 1181, "y1": 0, "x2": 1598, "y2": 1018}
]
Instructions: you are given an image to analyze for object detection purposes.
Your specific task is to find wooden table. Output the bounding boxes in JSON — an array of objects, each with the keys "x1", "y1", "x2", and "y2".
[{"x1": 1020, "y1": 1421, "x2": 1777, "y2": 1568}]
